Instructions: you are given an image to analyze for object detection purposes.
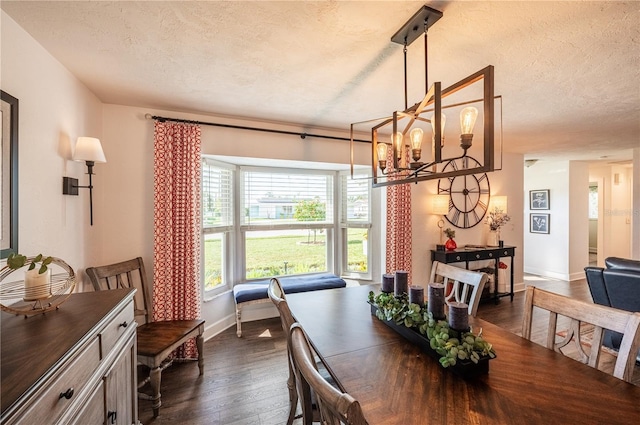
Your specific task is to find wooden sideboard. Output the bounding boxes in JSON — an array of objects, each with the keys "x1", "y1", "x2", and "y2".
[
  {"x1": 431, "y1": 245, "x2": 516, "y2": 302},
  {"x1": 1, "y1": 288, "x2": 138, "y2": 425}
]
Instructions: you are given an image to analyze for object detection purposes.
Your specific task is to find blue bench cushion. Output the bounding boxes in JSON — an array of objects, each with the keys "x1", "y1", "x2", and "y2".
[{"x1": 233, "y1": 273, "x2": 346, "y2": 304}]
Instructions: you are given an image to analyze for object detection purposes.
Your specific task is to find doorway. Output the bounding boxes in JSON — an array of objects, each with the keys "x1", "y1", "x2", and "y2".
[{"x1": 588, "y1": 182, "x2": 598, "y2": 266}]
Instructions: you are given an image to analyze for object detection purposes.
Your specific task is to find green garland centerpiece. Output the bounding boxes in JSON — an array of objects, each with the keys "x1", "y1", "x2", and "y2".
[{"x1": 368, "y1": 291, "x2": 496, "y2": 368}]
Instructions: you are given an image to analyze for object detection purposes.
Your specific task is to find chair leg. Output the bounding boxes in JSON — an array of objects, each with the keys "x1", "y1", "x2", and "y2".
[
  {"x1": 236, "y1": 305, "x2": 243, "y2": 337},
  {"x1": 149, "y1": 366, "x2": 162, "y2": 417},
  {"x1": 196, "y1": 333, "x2": 204, "y2": 376},
  {"x1": 286, "y1": 362, "x2": 298, "y2": 425}
]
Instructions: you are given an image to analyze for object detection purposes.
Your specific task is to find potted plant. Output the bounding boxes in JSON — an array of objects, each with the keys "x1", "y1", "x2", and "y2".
[
  {"x1": 444, "y1": 228, "x2": 457, "y2": 251},
  {"x1": 6, "y1": 253, "x2": 53, "y2": 301}
]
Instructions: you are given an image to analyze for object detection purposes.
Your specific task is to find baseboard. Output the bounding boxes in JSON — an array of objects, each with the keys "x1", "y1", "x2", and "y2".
[{"x1": 524, "y1": 267, "x2": 569, "y2": 281}]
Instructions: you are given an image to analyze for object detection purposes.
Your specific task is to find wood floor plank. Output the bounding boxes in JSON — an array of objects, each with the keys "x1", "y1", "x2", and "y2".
[{"x1": 139, "y1": 277, "x2": 639, "y2": 424}]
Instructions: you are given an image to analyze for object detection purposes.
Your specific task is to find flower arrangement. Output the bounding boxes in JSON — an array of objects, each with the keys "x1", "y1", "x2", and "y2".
[
  {"x1": 486, "y1": 208, "x2": 510, "y2": 231},
  {"x1": 444, "y1": 228, "x2": 456, "y2": 239}
]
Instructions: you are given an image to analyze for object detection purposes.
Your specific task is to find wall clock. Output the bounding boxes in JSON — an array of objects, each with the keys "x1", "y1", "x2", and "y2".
[{"x1": 437, "y1": 157, "x2": 491, "y2": 229}]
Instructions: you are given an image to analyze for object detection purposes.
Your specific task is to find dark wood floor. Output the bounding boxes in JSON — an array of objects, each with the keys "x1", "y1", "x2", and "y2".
[{"x1": 139, "y1": 276, "x2": 639, "y2": 424}]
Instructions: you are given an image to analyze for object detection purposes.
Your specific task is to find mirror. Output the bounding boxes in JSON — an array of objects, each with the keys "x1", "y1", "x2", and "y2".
[{"x1": 1, "y1": 90, "x2": 18, "y2": 258}]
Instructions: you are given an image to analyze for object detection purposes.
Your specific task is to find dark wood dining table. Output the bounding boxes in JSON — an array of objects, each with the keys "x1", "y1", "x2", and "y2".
[{"x1": 286, "y1": 284, "x2": 640, "y2": 424}]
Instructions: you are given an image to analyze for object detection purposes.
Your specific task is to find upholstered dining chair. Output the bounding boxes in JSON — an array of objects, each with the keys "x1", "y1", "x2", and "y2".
[
  {"x1": 429, "y1": 261, "x2": 488, "y2": 316},
  {"x1": 289, "y1": 323, "x2": 369, "y2": 425},
  {"x1": 86, "y1": 257, "x2": 205, "y2": 417},
  {"x1": 522, "y1": 286, "x2": 640, "y2": 383}
]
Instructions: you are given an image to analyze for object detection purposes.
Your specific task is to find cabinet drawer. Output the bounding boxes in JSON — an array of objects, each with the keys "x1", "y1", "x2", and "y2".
[
  {"x1": 70, "y1": 380, "x2": 104, "y2": 425},
  {"x1": 468, "y1": 250, "x2": 499, "y2": 261},
  {"x1": 100, "y1": 300, "x2": 134, "y2": 358},
  {"x1": 19, "y1": 337, "x2": 100, "y2": 425}
]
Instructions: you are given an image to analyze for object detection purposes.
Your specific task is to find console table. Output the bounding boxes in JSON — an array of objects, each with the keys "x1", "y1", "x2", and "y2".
[{"x1": 431, "y1": 245, "x2": 515, "y2": 302}]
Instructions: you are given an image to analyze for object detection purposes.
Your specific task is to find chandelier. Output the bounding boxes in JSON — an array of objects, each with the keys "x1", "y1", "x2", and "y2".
[{"x1": 350, "y1": 5, "x2": 501, "y2": 187}]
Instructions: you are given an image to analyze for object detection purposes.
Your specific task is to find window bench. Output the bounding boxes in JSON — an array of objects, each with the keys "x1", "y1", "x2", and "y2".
[{"x1": 233, "y1": 273, "x2": 347, "y2": 337}]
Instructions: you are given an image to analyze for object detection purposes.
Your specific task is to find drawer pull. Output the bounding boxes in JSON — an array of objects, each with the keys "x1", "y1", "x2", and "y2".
[
  {"x1": 475, "y1": 254, "x2": 480, "y2": 259},
  {"x1": 489, "y1": 253, "x2": 493, "y2": 257},
  {"x1": 119, "y1": 321, "x2": 128, "y2": 328},
  {"x1": 59, "y1": 388, "x2": 74, "y2": 400},
  {"x1": 455, "y1": 256, "x2": 461, "y2": 261},
  {"x1": 108, "y1": 411, "x2": 117, "y2": 424}
]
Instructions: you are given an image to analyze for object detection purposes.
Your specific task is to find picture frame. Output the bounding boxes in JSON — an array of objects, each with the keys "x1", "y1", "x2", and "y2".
[
  {"x1": 530, "y1": 189, "x2": 549, "y2": 210},
  {"x1": 1, "y1": 90, "x2": 19, "y2": 259},
  {"x1": 530, "y1": 213, "x2": 550, "y2": 234}
]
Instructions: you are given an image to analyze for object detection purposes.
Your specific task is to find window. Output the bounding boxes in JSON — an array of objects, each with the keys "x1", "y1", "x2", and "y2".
[
  {"x1": 241, "y1": 168, "x2": 334, "y2": 280},
  {"x1": 201, "y1": 159, "x2": 375, "y2": 292},
  {"x1": 202, "y1": 159, "x2": 233, "y2": 295},
  {"x1": 341, "y1": 173, "x2": 372, "y2": 278}
]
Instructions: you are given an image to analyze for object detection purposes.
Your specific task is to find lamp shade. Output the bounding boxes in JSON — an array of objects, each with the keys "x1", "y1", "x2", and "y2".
[
  {"x1": 490, "y1": 195, "x2": 508, "y2": 214},
  {"x1": 431, "y1": 195, "x2": 449, "y2": 215},
  {"x1": 73, "y1": 137, "x2": 106, "y2": 163}
]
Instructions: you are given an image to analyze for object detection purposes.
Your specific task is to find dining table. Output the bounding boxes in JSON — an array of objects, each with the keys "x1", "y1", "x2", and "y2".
[{"x1": 286, "y1": 284, "x2": 640, "y2": 424}]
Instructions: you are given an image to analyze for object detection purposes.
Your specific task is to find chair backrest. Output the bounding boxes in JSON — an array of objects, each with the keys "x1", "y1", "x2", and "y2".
[
  {"x1": 522, "y1": 286, "x2": 640, "y2": 383},
  {"x1": 289, "y1": 324, "x2": 369, "y2": 425},
  {"x1": 86, "y1": 257, "x2": 152, "y2": 325},
  {"x1": 268, "y1": 278, "x2": 296, "y2": 333},
  {"x1": 429, "y1": 261, "x2": 488, "y2": 316}
]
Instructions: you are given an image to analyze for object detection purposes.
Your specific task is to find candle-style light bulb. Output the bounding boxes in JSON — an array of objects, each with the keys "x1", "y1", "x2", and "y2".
[
  {"x1": 410, "y1": 128, "x2": 423, "y2": 162},
  {"x1": 377, "y1": 143, "x2": 388, "y2": 172},
  {"x1": 459, "y1": 106, "x2": 478, "y2": 150},
  {"x1": 393, "y1": 131, "x2": 404, "y2": 160}
]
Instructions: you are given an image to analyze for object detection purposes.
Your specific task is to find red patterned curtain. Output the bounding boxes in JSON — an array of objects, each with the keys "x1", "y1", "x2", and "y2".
[
  {"x1": 153, "y1": 121, "x2": 202, "y2": 359},
  {"x1": 385, "y1": 146, "x2": 412, "y2": 282}
]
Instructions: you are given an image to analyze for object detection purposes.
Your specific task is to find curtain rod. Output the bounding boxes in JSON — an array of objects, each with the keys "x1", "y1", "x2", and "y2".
[{"x1": 144, "y1": 113, "x2": 370, "y2": 143}]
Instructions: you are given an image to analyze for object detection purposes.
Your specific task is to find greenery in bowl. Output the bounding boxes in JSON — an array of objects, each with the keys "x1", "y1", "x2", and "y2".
[
  {"x1": 368, "y1": 291, "x2": 496, "y2": 367},
  {"x1": 6, "y1": 253, "x2": 53, "y2": 275}
]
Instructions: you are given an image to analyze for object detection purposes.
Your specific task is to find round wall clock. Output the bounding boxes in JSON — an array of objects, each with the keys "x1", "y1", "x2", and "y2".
[{"x1": 437, "y1": 157, "x2": 490, "y2": 229}]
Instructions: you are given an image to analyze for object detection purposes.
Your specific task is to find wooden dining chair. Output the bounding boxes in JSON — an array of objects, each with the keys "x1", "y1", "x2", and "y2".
[
  {"x1": 429, "y1": 261, "x2": 488, "y2": 316},
  {"x1": 267, "y1": 278, "x2": 301, "y2": 425},
  {"x1": 86, "y1": 257, "x2": 205, "y2": 417},
  {"x1": 522, "y1": 286, "x2": 640, "y2": 382},
  {"x1": 289, "y1": 323, "x2": 369, "y2": 425}
]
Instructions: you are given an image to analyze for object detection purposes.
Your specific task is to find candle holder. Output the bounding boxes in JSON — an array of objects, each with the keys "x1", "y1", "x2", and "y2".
[{"x1": 0, "y1": 257, "x2": 75, "y2": 317}]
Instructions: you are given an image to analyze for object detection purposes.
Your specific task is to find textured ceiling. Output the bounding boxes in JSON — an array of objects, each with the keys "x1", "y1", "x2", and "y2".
[{"x1": 2, "y1": 1, "x2": 639, "y2": 163}]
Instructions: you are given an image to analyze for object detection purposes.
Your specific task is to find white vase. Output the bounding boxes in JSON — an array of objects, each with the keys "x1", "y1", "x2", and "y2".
[
  {"x1": 24, "y1": 268, "x2": 52, "y2": 301},
  {"x1": 487, "y1": 230, "x2": 499, "y2": 247}
]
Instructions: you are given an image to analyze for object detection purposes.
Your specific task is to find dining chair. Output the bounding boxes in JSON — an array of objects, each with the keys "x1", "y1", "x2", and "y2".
[
  {"x1": 429, "y1": 261, "x2": 488, "y2": 316},
  {"x1": 522, "y1": 286, "x2": 640, "y2": 383},
  {"x1": 267, "y1": 278, "x2": 301, "y2": 425},
  {"x1": 86, "y1": 257, "x2": 205, "y2": 417},
  {"x1": 289, "y1": 323, "x2": 369, "y2": 425}
]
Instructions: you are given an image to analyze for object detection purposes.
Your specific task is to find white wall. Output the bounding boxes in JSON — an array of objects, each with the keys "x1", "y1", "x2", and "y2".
[
  {"x1": 524, "y1": 160, "x2": 591, "y2": 281},
  {"x1": 1, "y1": 11, "x2": 103, "y2": 287}
]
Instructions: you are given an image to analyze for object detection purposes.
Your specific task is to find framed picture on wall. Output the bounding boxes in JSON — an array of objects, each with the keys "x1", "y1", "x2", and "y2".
[
  {"x1": 530, "y1": 189, "x2": 550, "y2": 210},
  {"x1": 530, "y1": 213, "x2": 550, "y2": 234}
]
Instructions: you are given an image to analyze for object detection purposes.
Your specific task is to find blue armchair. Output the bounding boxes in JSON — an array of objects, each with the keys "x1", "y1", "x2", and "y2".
[{"x1": 584, "y1": 257, "x2": 640, "y2": 350}]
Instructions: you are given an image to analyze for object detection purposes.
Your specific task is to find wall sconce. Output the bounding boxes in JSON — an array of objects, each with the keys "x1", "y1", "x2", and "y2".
[
  {"x1": 62, "y1": 137, "x2": 107, "y2": 225},
  {"x1": 431, "y1": 194, "x2": 450, "y2": 245}
]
